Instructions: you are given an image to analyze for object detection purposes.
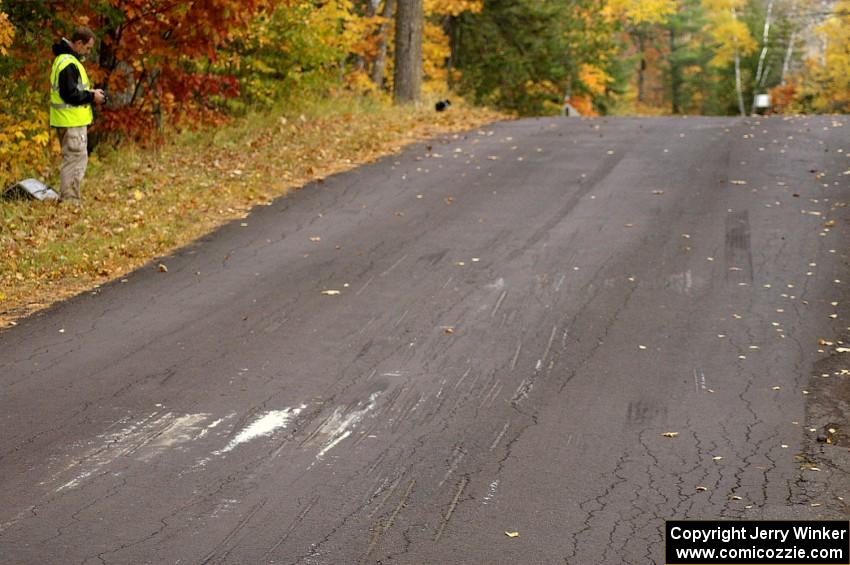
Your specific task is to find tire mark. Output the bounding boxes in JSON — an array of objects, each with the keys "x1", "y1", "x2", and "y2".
[
  {"x1": 361, "y1": 479, "x2": 415, "y2": 563},
  {"x1": 200, "y1": 499, "x2": 267, "y2": 565},
  {"x1": 434, "y1": 475, "x2": 469, "y2": 542}
]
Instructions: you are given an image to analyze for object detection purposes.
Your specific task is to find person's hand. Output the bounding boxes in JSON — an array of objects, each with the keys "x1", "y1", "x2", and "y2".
[{"x1": 93, "y1": 89, "x2": 106, "y2": 104}]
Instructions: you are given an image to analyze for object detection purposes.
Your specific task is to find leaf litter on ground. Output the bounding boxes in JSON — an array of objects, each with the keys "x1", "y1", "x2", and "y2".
[{"x1": 0, "y1": 98, "x2": 506, "y2": 326}]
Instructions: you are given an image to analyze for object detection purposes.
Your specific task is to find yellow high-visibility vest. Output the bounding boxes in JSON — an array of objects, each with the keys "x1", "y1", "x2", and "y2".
[{"x1": 49, "y1": 53, "x2": 93, "y2": 128}]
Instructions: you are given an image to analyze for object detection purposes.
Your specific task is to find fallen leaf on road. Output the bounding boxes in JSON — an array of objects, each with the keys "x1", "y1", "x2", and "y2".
[
  {"x1": 712, "y1": 456, "x2": 723, "y2": 461},
  {"x1": 836, "y1": 348, "x2": 850, "y2": 353},
  {"x1": 819, "y1": 339, "x2": 835, "y2": 346},
  {"x1": 321, "y1": 290, "x2": 341, "y2": 296},
  {"x1": 505, "y1": 531, "x2": 520, "y2": 538},
  {"x1": 729, "y1": 495, "x2": 743, "y2": 501},
  {"x1": 310, "y1": 236, "x2": 322, "y2": 242},
  {"x1": 730, "y1": 180, "x2": 747, "y2": 185},
  {"x1": 772, "y1": 386, "x2": 782, "y2": 390},
  {"x1": 662, "y1": 432, "x2": 679, "y2": 438},
  {"x1": 652, "y1": 190, "x2": 665, "y2": 195},
  {"x1": 638, "y1": 345, "x2": 647, "y2": 350},
  {"x1": 696, "y1": 486, "x2": 708, "y2": 492},
  {"x1": 157, "y1": 263, "x2": 168, "y2": 273}
]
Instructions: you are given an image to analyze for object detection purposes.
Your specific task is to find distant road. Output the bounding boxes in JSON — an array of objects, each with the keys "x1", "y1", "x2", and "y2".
[{"x1": 2, "y1": 116, "x2": 849, "y2": 564}]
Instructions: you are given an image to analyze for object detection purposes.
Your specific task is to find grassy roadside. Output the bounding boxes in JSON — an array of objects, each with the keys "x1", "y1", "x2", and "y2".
[{"x1": 0, "y1": 96, "x2": 508, "y2": 328}]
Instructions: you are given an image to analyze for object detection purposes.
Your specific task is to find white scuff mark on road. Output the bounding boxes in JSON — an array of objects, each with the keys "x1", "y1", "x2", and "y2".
[
  {"x1": 55, "y1": 411, "x2": 212, "y2": 492},
  {"x1": 211, "y1": 498, "x2": 240, "y2": 518},
  {"x1": 510, "y1": 340, "x2": 523, "y2": 370},
  {"x1": 694, "y1": 368, "x2": 707, "y2": 392},
  {"x1": 196, "y1": 416, "x2": 227, "y2": 440},
  {"x1": 454, "y1": 367, "x2": 472, "y2": 389},
  {"x1": 491, "y1": 290, "x2": 508, "y2": 317},
  {"x1": 483, "y1": 480, "x2": 500, "y2": 505},
  {"x1": 214, "y1": 406, "x2": 305, "y2": 455},
  {"x1": 541, "y1": 325, "x2": 558, "y2": 366},
  {"x1": 490, "y1": 421, "x2": 510, "y2": 451},
  {"x1": 439, "y1": 445, "x2": 466, "y2": 486},
  {"x1": 356, "y1": 275, "x2": 374, "y2": 296},
  {"x1": 380, "y1": 254, "x2": 408, "y2": 277},
  {"x1": 316, "y1": 392, "x2": 381, "y2": 460},
  {"x1": 436, "y1": 378, "x2": 447, "y2": 399},
  {"x1": 511, "y1": 377, "x2": 533, "y2": 404},
  {"x1": 410, "y1": 394, "x2": 426, "y2": 413},
  {"x1": 139, "y1": 413, "x2": 211, "y2": 461},
  {"x1": 393, "y1": 309, "x2": 409, "y2": 328},
  {"x1": 486, "y1": 277, "x2": 505, "y2": 290},
  {"x1": 554, "y1": 273, "x2": 566, "y2": 292},
  {"x1": 669, "y1": 270, "x2": 698, "y2": 295}
]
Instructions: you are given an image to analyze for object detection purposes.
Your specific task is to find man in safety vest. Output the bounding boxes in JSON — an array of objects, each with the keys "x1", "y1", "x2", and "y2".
[{"x1": 50, "y1": 26, "x2": 105, "y2": 205}]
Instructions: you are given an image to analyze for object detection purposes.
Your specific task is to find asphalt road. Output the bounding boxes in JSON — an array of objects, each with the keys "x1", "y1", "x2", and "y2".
[{"x1": 2, "y1": 116, "x2": 850, "y2": 564}]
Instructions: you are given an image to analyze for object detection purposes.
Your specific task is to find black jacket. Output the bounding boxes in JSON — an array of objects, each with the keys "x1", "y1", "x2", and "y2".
[{"x1": 51, "y1": 39, "x2": 94, "y2": 106}]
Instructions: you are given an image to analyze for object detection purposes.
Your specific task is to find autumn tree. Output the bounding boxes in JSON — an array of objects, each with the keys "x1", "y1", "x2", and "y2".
[
  {"x1": 607, "y1": 0, "x2": 677, "y2": 104},
  {"x1": 450, "y1": 0, "x2": 621, "y2": 115},
  {"x1": 788, "y1": 0, "x2": 850, "y2": 112},
  {"x1": 702, "y1": 0, "x2": 757, "y2": 114}
]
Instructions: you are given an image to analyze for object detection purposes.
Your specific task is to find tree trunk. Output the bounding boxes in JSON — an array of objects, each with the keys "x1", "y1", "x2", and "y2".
[
  {"x1": 750, "y1": 0, "x2": 773, "y2": 114},
  {"x1": 731, "y1": 7, "x2": 746, "y2": 117},
  {"x1": 371, "y1": 0, "x2": 396, "y2": 89},
  {"x1": 393, "y1": 0, "x2": 423, "y2": 104},
  {"x1": 637, "y1": 34, "x2": 646, "y2": 104},
  {"x1": 780, "y1": 30, "x2": 796, "y2": 85},
  {"x1": 670, "y1": 28, "x2": 681, "y2": 114},
  {"x1": 734, "y1": 50, "x2": 746, "y2": 116}
]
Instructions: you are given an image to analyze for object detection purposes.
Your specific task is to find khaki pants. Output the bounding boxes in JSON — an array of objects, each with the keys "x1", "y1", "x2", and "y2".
[{"x1": 56, "y1": 126, "x2": 88, "y2": 203}]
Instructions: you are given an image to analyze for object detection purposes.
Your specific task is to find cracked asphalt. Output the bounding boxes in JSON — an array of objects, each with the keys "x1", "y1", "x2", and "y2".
[{"x1": 2, "y1": 115, "x2": 850, "y2": 564}]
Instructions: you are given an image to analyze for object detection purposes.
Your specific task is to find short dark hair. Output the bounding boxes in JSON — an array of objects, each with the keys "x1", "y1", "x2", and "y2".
[{"x1": 71, "y1": 26, "x2": 95, "y2": 44}]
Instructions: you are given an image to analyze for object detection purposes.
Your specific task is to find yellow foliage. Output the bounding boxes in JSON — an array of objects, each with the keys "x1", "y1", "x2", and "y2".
[
  {"x1": 702, "y1": 0, "x2": 756, "y2": 67},
  {"x1": 606, "y1": 0, "x2": 676, "y2": 25},
  {"x1": 804, "y1": 1, "x2": 850, "y2": 110},
  {"x1": 0, "y1": 7, "x2": 12, "y2": 57},
  {"x1": 0, "y1": 98, "x2": 52, "y2": 188},
  {"x1": 426, "y1": 0, "x2": 483, "y2": 16},
  {"x1": 579, "y1": 63, "x2": 613, "y2": 96},
  {"x1": 423, "y1": 21, "x2": 451, "y2": 86}
]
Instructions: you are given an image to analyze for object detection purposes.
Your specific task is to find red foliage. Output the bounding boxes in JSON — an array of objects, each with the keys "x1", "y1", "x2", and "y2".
[
  {"x1": 17, "y1": 0, "x2": 271, "y2": 138},
  {"x1": 767, "y1": 83, "x2": 796, "y2": 114}
]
